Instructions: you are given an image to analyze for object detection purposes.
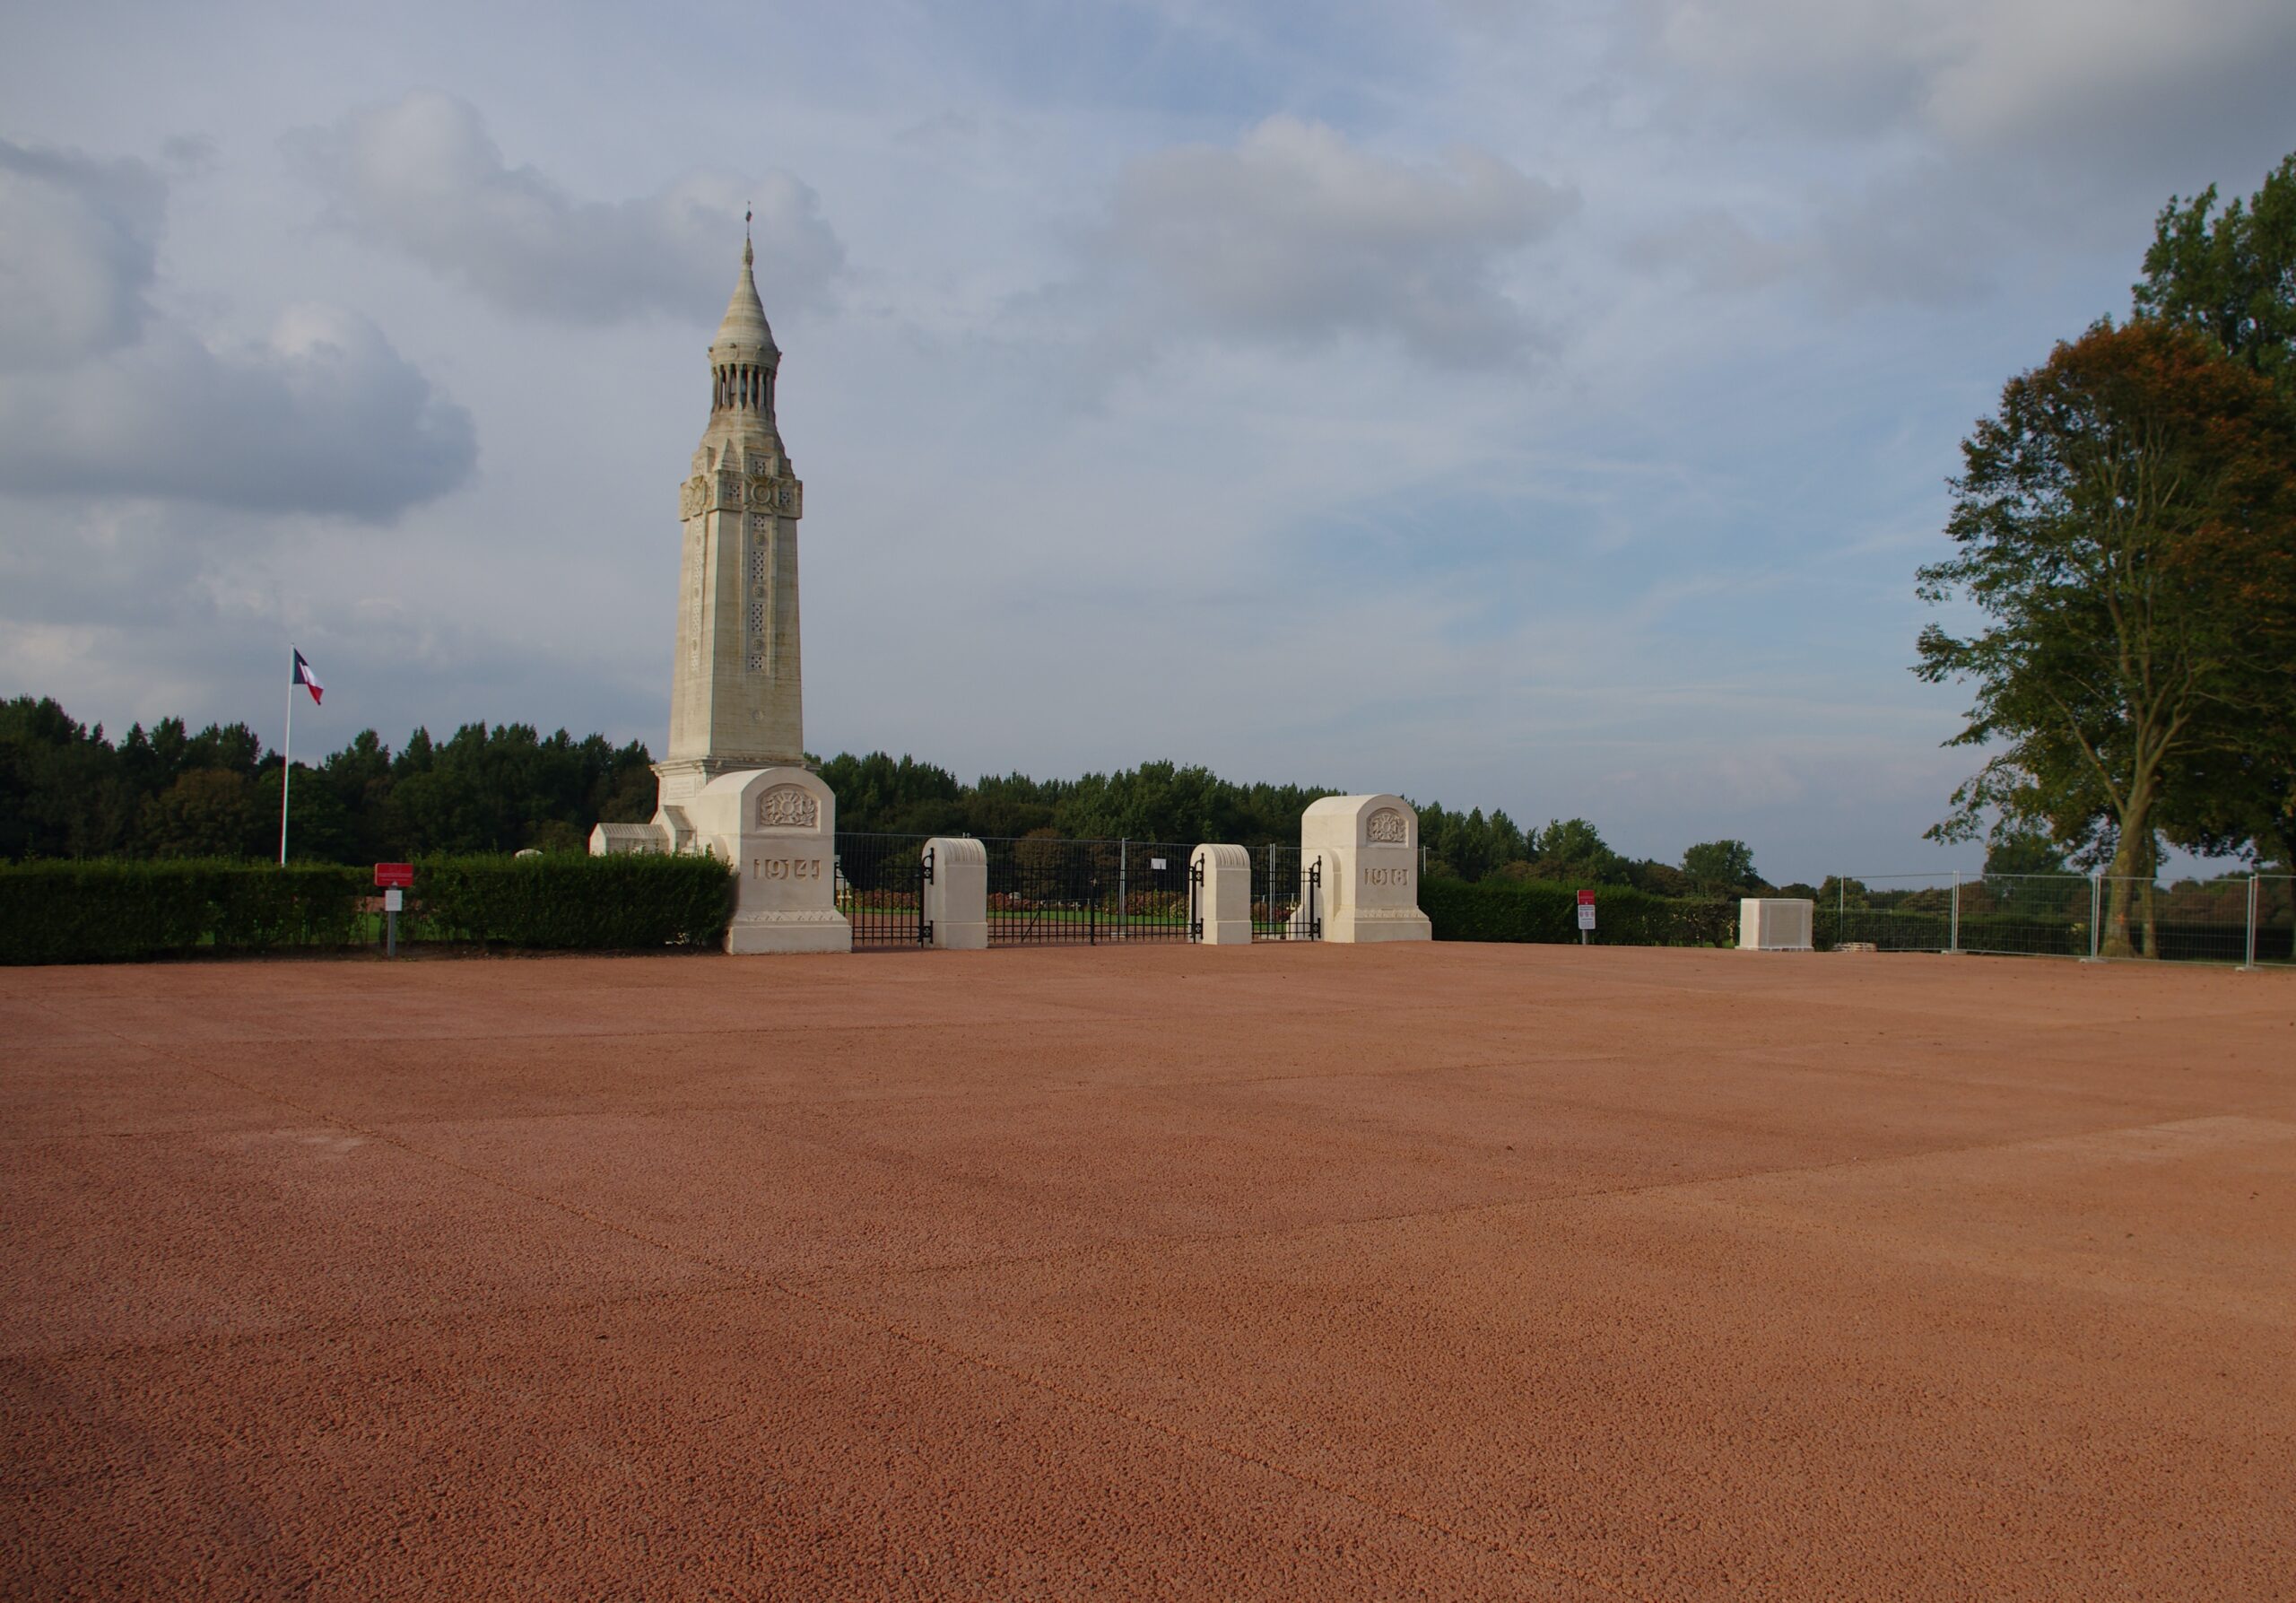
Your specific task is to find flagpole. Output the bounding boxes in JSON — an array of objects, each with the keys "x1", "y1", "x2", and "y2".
[{"x1": 280, "y1": 645, "x2": 293, "y2": 866}]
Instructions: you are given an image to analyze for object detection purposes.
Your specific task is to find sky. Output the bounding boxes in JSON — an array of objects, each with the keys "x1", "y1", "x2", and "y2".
[{"x1": 3, "y1": 0, "x2": 2292, "y2": 883}]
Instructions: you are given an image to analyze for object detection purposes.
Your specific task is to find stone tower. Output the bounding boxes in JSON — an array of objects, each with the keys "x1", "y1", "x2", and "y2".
[{"x1": 654, "y1": 236, "x2": 807, "y2": 817}]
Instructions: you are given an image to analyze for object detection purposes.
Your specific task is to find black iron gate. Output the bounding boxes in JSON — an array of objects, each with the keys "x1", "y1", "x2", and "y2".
[
  {"x1": 1113, "y1": 841, "x2": 1195, "y2": 944},
  {"x1": 1253, "y1": 845, "x2": 1321, "y2": 940},
  {"x1": 977, "y1": 837, "x2": 1198, "y2": 945},
  {"x1": 834, "y1": 832, "x2": 932, "y2": 949}
]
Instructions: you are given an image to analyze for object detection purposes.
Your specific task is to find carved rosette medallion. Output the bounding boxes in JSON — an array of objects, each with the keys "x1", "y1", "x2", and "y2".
[
  {"x1": 1365, "y1": 807, "x2": 1409, "y2": 845},
  {"x1": 755, "y1": 784, "x2": 820, "y2": 830}
]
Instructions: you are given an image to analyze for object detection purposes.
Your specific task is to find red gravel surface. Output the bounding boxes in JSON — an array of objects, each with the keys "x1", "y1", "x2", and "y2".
[{"x1": 3, "y1": 944, "x2": 2292, "y2": 1599}]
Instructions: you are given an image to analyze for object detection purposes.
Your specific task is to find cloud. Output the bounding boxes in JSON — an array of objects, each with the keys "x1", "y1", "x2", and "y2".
[
  {"x1": 0, "y1": 304, "x2": 475, "y2": 518},
  {"x1": 1086, "y1": 116, "x2": 1576, "y2": 368},
  {"x1": 1624, "y1": 166, "x2": 1996, "y2": 309},
  {"x1": 295, "y1": 90, "x2": 845, "y2": 323},
  {"x1": 1643, "y1": 0, "x2": 2296, "y2": 167},
  {"x1": 0, "y1": 139, "x2": 165, "y2": 372},
  {"x1": 0, "y1": 133, "x2": 473, "y2": 520}
]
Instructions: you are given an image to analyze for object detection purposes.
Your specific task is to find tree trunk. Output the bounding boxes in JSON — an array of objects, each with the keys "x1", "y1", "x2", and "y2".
[
  {"x1": 2101, "y1": 793, "x2": 2157, "y2": 959},
  {"x1": 2135, "y1": 832, "x2": 2161, "y2": 958}
]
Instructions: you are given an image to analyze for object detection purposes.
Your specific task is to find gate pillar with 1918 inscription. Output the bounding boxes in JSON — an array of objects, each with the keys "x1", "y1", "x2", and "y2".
[
  {"x1": 685, "y1": 766, "x2": 852, "y2": 954},
  {"x1": 1300, "y1": 795, "x2": 1432, "y2": 944}
]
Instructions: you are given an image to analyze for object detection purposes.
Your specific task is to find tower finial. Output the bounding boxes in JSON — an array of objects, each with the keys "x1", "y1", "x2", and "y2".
[{"x1": 744, "y1": 207, "x2": 753, "y2": 268}]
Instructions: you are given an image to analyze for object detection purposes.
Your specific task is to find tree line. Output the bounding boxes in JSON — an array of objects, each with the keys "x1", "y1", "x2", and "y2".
[
  {"x1": 1, "y1": 698, "x2": 1788, "y2": 895},
  {"x1": 0, "y1": 698, "x2": 656, "y2": 863},
  {"x1": 1918, "y1": 152, "x2": 2296, "y2": 954}
]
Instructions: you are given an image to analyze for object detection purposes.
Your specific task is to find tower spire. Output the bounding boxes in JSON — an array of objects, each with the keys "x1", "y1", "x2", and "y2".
[{"x1": 709, "y1": 229, "x2": 778, "y2": 419}]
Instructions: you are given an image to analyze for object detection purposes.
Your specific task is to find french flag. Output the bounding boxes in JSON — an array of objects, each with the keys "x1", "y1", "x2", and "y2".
[{"x1": 292, "y1": 648, "x2": 325, "y2": 706}]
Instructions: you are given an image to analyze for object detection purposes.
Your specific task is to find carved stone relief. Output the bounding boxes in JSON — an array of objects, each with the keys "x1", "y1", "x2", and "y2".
[
  {"x1": 755, "y1": 784, "x2": 820, "y2": 830},
  {"x1": 1365, "y1": 807, "x2": 1409, "y2": 845}
]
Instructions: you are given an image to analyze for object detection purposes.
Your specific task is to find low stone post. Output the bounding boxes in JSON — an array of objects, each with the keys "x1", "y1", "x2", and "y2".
[
  {"x1": 686, "y1": 766, "x2": 851, "y2": 954},
  {"x1": 589, "y1": 822, "x2": 666, "y2": 855},
  {"x1": 1300, "y1": 795, "x2": 1432, "y2": 943},
  {"x1": 1191, "y1": 844, "x2": 1252, "y2": 945},
  {"x1": 924, "y1": 836, "x2": 987, "y2": 949},
  {"x1": 1738, "y1": 898, "x2": 1814, "y2": 951}
]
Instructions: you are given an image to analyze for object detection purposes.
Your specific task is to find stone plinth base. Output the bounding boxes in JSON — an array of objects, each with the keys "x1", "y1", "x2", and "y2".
[
  {"x1": 1327, "y1": 906, "x2": 1435, "y2": 943},
  {"x1": 925, "y1": 837, "x2": 987, "y2": 949},
  {"x1": 726, "y1": 910, "x2": 852, "y2": 955},
  {"x1": 1192, "y1": 844, "x2": 1252, "y2": 945}
]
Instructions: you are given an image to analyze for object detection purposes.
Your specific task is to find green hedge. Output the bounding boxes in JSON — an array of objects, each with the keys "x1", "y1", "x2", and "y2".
[
  {"x1": 404, "y1": 853, "x2": 733, "y2": 949},
  {"x1": 0, "y1": 860, "x2": 368, "y2": 963},
  {"x1": 0, "y1": 853, "x2": 734, "y2": 964},
  {"x1": 1422, "y1": 878, "x2": 1736, "y2": 946}
]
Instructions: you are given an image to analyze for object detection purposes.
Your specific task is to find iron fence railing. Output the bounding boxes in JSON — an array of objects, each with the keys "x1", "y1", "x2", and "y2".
[{"x1": 1821, "y1": 870, "x2": 2292, "y2": 967}]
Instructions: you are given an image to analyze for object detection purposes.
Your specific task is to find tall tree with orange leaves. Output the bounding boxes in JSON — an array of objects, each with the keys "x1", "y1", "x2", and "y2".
[{"x1": 1917, "y1": 318, "x2": 2296, "y2": 956}]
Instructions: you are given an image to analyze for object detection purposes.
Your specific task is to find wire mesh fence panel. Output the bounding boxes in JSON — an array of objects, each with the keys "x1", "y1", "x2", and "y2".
[
  {"x1": 2100, "y1": 876, "x2": 2256, "y2": 963},
  {"x1": 1957, "y1": 873, "x2": 2096, "y2": 958},
  {"x1": 1106, "y1": 841, "x2": 1196, "y2": 943},
  {"x1": 1819, "y1": 874, "x2": 1960, "y2": 952},
  {"x1": 979, "y1": 835, "x2": 1111, "y2": 946},
  {"x1": 1252, "y1": 845, "x2": 1321, "y2": 941},
  {"x1": 2257, "y1": 877, "x2": 2295, "y2": 966},
  {"x1": 833, "y1": 832, "x2": 932, "y2": 949}
]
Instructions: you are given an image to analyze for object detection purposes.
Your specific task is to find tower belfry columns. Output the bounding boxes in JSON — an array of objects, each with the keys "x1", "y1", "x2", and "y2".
[{"x1": 652, "y1": 236, "x2": 808, "y2": 831}]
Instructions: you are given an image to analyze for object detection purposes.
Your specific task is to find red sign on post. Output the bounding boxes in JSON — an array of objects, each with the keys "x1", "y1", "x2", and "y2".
[
  {"x1": 374, "y1": 863, "x2": 414, "y2": 888},
  {"x1": 1576, "y1": 890, "x2": 1596, "y2": 906}
]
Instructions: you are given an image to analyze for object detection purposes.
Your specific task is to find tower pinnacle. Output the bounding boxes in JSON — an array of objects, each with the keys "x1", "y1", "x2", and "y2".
[{"x1": 708, "y1": 234, "x2": 778, "y2": 420}]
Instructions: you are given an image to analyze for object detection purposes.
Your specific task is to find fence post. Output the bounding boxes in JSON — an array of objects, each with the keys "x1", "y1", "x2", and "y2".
[
  {"x1": 1837, "y1": 876, "x2": 1844, "y2": 948},
  {"x1": 1118, "y1": 838, "x2": 1127, "y2": 944},
  {"x1": 2088, "y1": 874, "x2": 2101, "y2": 961},
  {"x1": 1948, "y1": 870, "x2": 1961, "y2": 954},
  {"x1": 2244, "y1": 874, "x2": 2260, "y2": 971}
]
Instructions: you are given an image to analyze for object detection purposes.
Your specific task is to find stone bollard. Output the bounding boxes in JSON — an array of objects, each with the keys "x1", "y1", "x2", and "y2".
[
  {"x1": 686, "y1": 766, "x2": 852, "y2": 954},
  {"x1": 1300, "y1": 795, "x2": 1432, "y2": 943},
  {"x1": 1738, "y1": 898, "x2": 1814, "y2": 951},
  {"x1": 1190, "y1": 844, "x2": 1252, "y2": 945},
  {"x1": 924, "y1": 837, "x2": 988, "y2": 950},
  {"x1": 589, "y1": 821, "x2": 666, "y2": 855}
]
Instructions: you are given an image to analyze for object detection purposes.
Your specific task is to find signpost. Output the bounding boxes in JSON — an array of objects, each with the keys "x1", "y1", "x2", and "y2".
[
  {"x1": 1577, "y1": 889, "x2": 1596, "y2": 945},
  {"x1": 375, "y1": 864, "x2": 413, "y2": 957}
]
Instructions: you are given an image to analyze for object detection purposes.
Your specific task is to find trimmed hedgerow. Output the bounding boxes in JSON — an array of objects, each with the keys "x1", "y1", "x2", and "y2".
[
  {"x1": 1421, "y1": 877, "x2": 1737, "y2": 947},
  {"x1": 0, "y1": 852, "x2": 735, "y2": 963},
  {"x1": 0, "y1": 860, "x2": 368, "y2": 964},
  {"x1": 404, "y1": 852, "x2": 734, "y2": 949}
]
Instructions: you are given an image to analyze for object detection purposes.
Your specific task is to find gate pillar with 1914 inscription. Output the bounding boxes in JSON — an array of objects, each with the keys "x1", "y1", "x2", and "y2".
[
  {"x1": 1300, "y1": 795, "x2": 1432, "y2": 944},
  {"x1": 686, "y1": 766, "x2": 851, "y2": 954}
]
